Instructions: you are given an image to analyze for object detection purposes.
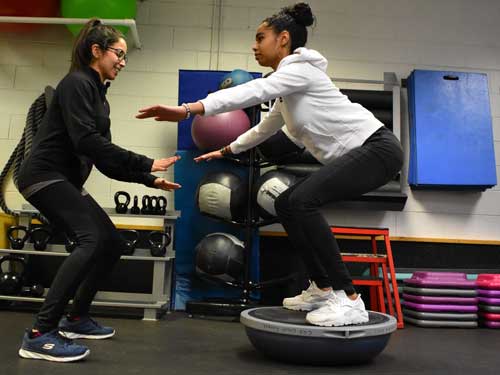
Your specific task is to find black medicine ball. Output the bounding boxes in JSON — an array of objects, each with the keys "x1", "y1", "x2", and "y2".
[
  {"x1": 254, "y1": 169, "x2": 297, "y2": 218},
  {"x1": 196, "y1": 171, "x2": 248, "y2": 222},
  {"x1": 195, "y1": 232, "x2": 245, "y2": 284}
]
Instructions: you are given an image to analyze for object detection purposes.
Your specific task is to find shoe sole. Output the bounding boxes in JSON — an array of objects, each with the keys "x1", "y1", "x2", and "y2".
[
  {"x1": 283, "y1": 304, "x2": 314, "y2": 312},
  {"x1": 306, "y1": 314, "x2": 369, "y2": 327},
  {"x1": 59, "y1": 330, "x2": 115, "y2": 340},
  {"x1": 18, "y1": 348, "x2": 90, "y2": 362},
  {"x1": 283, "y1": 301, "x2": 329, "y2": 312}
]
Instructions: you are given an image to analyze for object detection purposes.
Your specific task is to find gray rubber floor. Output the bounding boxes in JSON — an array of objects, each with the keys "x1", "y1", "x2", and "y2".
[{"x1": 0, "y1": 310, "x2": 499, "y2": 375}]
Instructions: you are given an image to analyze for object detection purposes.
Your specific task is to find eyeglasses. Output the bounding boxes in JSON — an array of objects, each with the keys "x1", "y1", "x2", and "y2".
[{"x1": 106, "y1": 47, "x2": 128, "y2": 63}]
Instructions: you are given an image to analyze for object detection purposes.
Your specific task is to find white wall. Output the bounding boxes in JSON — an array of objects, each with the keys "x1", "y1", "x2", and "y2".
[{"x1": 0, "y1": 0, "x2": 499, "y2": 240}]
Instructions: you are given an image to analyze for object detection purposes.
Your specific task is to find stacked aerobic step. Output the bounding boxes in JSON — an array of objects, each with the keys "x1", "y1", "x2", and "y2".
[
  {"x1": 402, "y1": 272, "x2": 478, "y2": 328},
  {"x1": 476, "y1": 274, "x2": 500, "y2": 329}
]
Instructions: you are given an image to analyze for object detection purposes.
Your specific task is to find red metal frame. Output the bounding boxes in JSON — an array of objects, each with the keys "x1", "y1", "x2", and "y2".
[{"x1": 333, "y1": 226, "x2": 404, "y2": 329}]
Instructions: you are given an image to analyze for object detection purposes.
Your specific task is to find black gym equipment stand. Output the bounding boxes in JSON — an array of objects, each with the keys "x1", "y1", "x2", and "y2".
[{"x1": 186, "y1": 106, "x2": 295, "y2": 318}]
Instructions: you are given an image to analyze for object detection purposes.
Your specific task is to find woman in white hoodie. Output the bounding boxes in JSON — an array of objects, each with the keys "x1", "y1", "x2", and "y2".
[{"x1": 137, "y1": 2, "x2": 403, "y2": 327}]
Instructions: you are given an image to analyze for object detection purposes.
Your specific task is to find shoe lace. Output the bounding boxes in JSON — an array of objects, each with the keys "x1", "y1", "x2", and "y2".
[
  {"x1": 87, "y1": 317, "x2": 103, "y2": 329},
  {"x1": 301, "y1": 282, "x2": 317, "y2": 297},
  {"x1": 324, "y1": 294, "x2": 343, "y2": 309},
  {"x1": 50, "y1": 331, "x2": 74, "y2": 347}
]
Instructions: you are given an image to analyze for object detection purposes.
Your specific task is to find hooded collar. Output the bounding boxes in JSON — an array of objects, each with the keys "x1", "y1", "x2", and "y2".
[{"x1": 276, "y1": 47, "x2": 328, "y2": 72}]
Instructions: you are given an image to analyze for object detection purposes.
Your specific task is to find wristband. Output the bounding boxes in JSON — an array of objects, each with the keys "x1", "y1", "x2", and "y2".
[
  {"x1": 181, "y1": 103, "x2": 191, "y2": 119},
  {"x1": 219, "y1": 145, "x2": 232, "y2": 156}
]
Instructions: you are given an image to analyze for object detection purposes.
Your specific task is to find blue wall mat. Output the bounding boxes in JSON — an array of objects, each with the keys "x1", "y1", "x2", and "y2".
[
  {"x1": 174, "y1": 69, "x2": 261, "y2": 310},
  {"x1": 408, "y1": 70, "x2": 496, "y2": 189},
  {"x1": 178, "y1": 69, "x2": 262, "y2": 150}
]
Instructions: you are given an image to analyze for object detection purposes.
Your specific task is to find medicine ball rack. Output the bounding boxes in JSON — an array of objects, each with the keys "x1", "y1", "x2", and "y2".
[
  {"x1": 0, "y1": 206, "x2": 180, "y2": 320},
  {"x1": 186, "y1": 106, "x2": 298, "y2": 317}
]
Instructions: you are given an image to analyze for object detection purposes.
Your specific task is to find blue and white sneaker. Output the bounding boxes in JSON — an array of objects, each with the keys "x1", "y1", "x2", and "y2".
[
  {"x1": 59, "y1": 316, "x2": 115, "y2": 339},
  {"x1": 19, "y1": 330, "x2": 90, "y2": 362}
]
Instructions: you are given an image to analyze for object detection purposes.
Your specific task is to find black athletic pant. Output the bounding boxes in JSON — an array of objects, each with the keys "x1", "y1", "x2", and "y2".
[
  {"x1": 274, "y1": 126, "x2": 403, "y2": 294},
  {"x1": 26, "y1": 181, "x2": 125, "y2": 332}
]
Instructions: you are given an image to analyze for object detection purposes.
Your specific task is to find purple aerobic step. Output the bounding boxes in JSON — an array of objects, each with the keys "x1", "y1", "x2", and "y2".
[
  {"x1": 477, "y1": 289, "x2": 500, "y2": 297},
  {"x1": 402, "y1": 293, "x2": 477, "y2": 305},
  {"x1": 404, "y1": 272, "x2": 476, "y2": 289},
  {"x1": 480, "y1": 320, "x2": 500, "y2": 329},
  {"x1": 478, "y1": 297, "x2": 500, "y2": 306},
  {"x1": 403, "y1": 300, "x2": 478, "y2": 313},
  {"x1": 476, "y1": 274, "x2": 500, "y2": 289}
]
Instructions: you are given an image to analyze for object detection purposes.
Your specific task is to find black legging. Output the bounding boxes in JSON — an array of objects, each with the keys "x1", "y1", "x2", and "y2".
[
  {"x1": 26, "y1": 181, "x2": 125, "y2": 332},
  {"x1": 274, "y1": 126, "x2": 403, "y2": 294}
]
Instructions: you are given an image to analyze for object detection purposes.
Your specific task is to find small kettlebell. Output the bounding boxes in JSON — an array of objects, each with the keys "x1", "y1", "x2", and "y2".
[
  {"x1": 114, "y1": 191, "x2": 131, "y2": 214},
  {"x1": 0, "y1": 255, "x2": 26, "y2": 295},
  {"x1": 130, "y1": 195, "x2": 140, "y2": 215},
  {"x1": 157, "y1": 196, "x2": 167, "y2": 216},
  {"x1": 30, "y1": 227, "x2": 52, "y2": 251},
  {"x1": 150, "y1": 196, "x2": 159, "y2": 215},
  {"x1": 7, "y1": 226, "x2": 29, "y2": 250},
  {"x1": 148, "y1": 231, "x2": 171, "y2": 257},
  {"x1": 119, "y1": 230, "x2": 139, "y2": 255}
]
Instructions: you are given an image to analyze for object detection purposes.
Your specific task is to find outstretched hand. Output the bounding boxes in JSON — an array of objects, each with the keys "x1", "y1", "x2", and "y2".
[
  {"x1": 152, "y1": 155, "x2": 181, "y2": 172},
  {"x1": 194, "y1": 150, "x2": 224, "y2": 163},
  {"x1": 154, "y1": 178, "x2": 181, "y2": 191},
  {"x1": 136, "y1": 105, "x2": 186, "y2": 122}
]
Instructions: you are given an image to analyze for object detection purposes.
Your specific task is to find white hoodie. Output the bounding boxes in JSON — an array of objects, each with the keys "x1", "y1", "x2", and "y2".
[{"x1": 200, "y1": 48, "x2": 383, "y2": 165}]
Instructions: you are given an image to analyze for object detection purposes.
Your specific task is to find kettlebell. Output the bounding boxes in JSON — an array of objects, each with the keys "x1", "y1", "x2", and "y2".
[
  {"x1": 148, "y1": 231, "x2": 171, "y2": 257},
  {"x1": 7, "y1": 226, "x2": 29, "y2": 250},
  {"x1": 157, "y1": 196, "x2": 167, "y2": 216},
  {"x1": 119, "y1": 230, "x2": 139, "y2": 255},
  {"x1": 141, "y1": 195, "x2": 151, "y2": 215},
  {"x1": 30, "y1": 227, "x2": 52, "y2": 251},
  {"x1": 64, "y1": 234, "x2": 78, "y2": 253},
  {"x1": 150, "y1": 196, "x2": 159, "y2": 215},
  {"x1": 130, "y1": 195, "x2": 140, "y2": 215},
  {"x1": 0, "y1": 255, "x2": 26, "y2": 295},
  {"x1": 114, "y1": 191, "x2": 131, "y2": 214}
]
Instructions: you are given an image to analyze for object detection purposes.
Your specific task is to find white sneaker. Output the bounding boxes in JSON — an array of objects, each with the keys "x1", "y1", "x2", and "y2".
[
  {"x1": 282, "y1": 281, "x2": 333, "y2": 311},
  {"x1": 306, "y1": 290, "x2": 369, "y2": 327}
]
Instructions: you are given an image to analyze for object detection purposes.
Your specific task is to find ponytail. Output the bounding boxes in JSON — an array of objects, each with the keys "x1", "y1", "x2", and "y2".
[{"x1": 70, "y1": 18, "x2": 123, "y2": 72}]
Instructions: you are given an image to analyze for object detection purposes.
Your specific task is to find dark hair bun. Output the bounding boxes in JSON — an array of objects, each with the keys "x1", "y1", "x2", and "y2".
[{"x1": 286, "y1": 2, "x2": 314, "y2": 27}]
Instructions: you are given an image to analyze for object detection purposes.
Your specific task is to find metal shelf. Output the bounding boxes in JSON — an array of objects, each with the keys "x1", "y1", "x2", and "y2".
[
  {"x1": 0, "y1": 16, "x2": 143, "y2": 48},
  {"x1": 0, "y1": 295, "x2": 168, "y2": 321},
  {"x1": 2, "y1": 209, "x2": 179, "y2": 320},
  {"x1": 0, "y1": 247, "x2": 175, "y2": 261}
]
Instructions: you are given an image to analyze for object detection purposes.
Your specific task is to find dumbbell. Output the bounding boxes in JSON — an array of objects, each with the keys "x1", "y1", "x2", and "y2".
[
  {"x1": 119, "y1": 230, "x2": 139, "y2": 255},
  {"x1": 148, "y1": 231, "x2": 172, "y2": 257},
  {"x1": 64, "y1": 234, "x2": 78, "y2": 253},
  {"x1": 30, "y1": 227, "x2": 52, "y2": 251},
  {"x1": 130, "y1": 195, "x2": 140, "y2": 215},
  {"x1": 7, "y1": 226, "x2": 29, "y2": 250},
  {"x1": 114, "y1": 191, "x2": 131, "y2": 214},
  {"x1": 0, "y1": 255, "x2": 26, "y2": 295},
  {"x1": 20, "y1": 283, "x2": 44, "y2": 298}
]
